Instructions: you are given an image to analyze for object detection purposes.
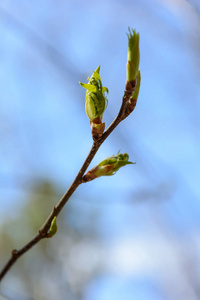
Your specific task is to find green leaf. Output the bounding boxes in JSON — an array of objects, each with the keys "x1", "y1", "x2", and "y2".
[{"x1": 79, "y1": 83, "x2": 97, "y2": 93}]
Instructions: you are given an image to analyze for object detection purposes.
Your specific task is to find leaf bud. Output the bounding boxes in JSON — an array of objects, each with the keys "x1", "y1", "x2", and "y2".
[
  {"x1": 47, "y1": 217, "x2": 57, "y2": 238},
  {"x1": 83, "y1": 152, "x2": 135, "y2": 182},
  {"x1": 79, "y1": 66, "x2": 108, "y2": 122}
]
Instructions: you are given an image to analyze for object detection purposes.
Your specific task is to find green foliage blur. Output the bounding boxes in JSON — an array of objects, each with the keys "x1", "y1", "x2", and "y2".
[{"x1": 0, "y1": 181, "x2": 103, "y2": 300}]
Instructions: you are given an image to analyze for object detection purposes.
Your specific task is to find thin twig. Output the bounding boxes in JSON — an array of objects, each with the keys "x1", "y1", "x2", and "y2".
[
  {"x1": 0, "y1": 234, "x2": 42, "y2": 281},
  {"x1": 0, "y1": 85, "x2": 133, "y2": 282}
]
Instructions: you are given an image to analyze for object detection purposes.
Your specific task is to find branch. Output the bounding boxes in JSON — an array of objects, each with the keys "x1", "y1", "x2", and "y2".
[
  {"x1": 0, "y1": 28, "x2": 141, "y2": 282},
  {"x1": 0, "y1": 87, "x2": 132, "y2": 282}
]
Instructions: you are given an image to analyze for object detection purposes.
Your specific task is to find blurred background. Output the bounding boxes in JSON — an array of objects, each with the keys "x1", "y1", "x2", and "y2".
[{"x1": 0, "y1": 0, "x2": 200, "y2": 299}]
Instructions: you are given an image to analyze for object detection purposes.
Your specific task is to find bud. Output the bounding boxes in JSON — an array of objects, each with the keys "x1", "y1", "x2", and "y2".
[
  {"x1": 126, "y1": 28, "x2": 140, "y2": 82},
  {"x1": 79, "y1": 66, "x2": 108, "y2": 140},
  {"x1": 47, "y1": 217, "x2": 57, "y2": 238},
  {"x1": 79, "y1": 66, "x2": 108, "y2": 122},
  {"x1": 83, "y1": 152, "x2": 135, "y2": 182}
]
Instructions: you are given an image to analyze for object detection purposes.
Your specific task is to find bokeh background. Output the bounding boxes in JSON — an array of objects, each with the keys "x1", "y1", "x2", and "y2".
[{"x1": 0, "y1": 0, "x2": 200, "y2": 299}]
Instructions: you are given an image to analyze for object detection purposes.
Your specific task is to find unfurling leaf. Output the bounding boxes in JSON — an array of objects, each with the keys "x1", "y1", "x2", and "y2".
[
  {"x1": 79, "y1": 65, "x2": 108, "y2": 122},
  {"x1": 83, "y1": 152, "x2": 135, "y2": 182},
  {"x1": 126, "y1": 28, "x2": 140, "y2": 82}
]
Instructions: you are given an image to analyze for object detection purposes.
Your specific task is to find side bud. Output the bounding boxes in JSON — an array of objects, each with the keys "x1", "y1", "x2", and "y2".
[
  {"x1": 47, "y1": 216, "x2": 57, "y2": 238},
  {"x1": 79, "y1": 66, "x2": 108, "y2": 140},
  {"x1": 126, "y1": 28, "x2": 140, "y2": 83},
  {"x1": 83, "y1": 152, "x2": 135, "y2": 182}
]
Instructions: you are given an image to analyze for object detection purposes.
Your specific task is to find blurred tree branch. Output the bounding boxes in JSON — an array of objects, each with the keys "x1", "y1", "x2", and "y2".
[{"x1": 0, "y1": 7, "x2": 79, "y2": 81}]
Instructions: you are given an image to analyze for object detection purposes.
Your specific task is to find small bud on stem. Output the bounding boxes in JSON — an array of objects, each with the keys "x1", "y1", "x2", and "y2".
[
  {"x1": 79, "y1": 66, "x2": 108, "y2": 140},
  {"x1": 122, "y1": 28, "x2": 141, "y2": 120},
  {"x1": 83, "y1": 152, "x2": 135, "y2": 182},
  {"x1": 47, "y1": 217, "x2": 57, "y2": 238}
]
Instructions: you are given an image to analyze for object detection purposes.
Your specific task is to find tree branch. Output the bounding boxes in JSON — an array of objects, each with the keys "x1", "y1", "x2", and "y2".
[{"x1": 0, "y1": 87, "x2": 132, "y2": 282}]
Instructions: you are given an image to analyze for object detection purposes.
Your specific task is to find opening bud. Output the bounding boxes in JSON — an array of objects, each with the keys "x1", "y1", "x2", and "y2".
[
  {"x1": 79, "y1": 66, "x2": 108, "y2": 121},
  {"x1": 79, "y1": 66, "x2": 108, "y2": 140},
  {"x1": 83, "y1": 152, "x2": 135, "y2": 182}
]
